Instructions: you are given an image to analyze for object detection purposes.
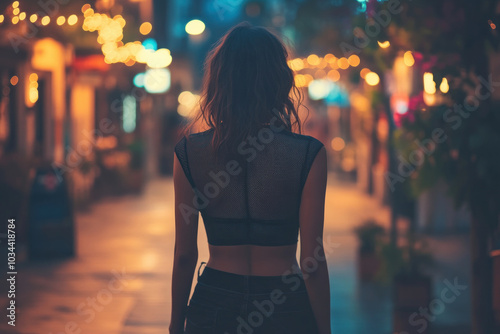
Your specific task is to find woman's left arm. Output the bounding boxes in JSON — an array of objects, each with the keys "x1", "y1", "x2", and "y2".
[{"x1": 169, "y1": 154, "x2": 199, "y2": 334}]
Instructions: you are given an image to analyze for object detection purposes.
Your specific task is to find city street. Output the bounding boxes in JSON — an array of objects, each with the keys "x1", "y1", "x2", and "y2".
[{"x1": 0, "y1": 175, "x2": 470, "y2": 334}]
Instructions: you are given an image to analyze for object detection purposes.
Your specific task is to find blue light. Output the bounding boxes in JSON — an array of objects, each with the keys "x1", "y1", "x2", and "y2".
[
  {"x1": 133, "y1": 73, "x2": 145, "y2": 88},
  {"x1": 123, "y1": 95, "x2": 137, "y2": 133},
  {"x1": 142, "y1": 38, "x2": 157, "y2": 51},
  {"x1": 326, "y1": 83, "x2": 350, "y2": 107}
]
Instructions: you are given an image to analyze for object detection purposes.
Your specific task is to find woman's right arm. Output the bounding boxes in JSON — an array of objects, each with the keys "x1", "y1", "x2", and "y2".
[
  {"x1": 299, "y1": 146, "x2": 331, "y2": 334},
  {"x1": 170, "y1": 154, "x2": 199, "y2": 334}
]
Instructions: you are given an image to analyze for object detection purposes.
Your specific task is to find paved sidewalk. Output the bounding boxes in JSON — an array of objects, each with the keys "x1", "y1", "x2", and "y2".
[{"x1": 0, "y1": 175, "x2": 471, "y2": 334}]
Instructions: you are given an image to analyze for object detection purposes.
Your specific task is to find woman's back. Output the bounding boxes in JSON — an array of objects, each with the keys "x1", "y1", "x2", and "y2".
[
  {"x1": 175, "y1": 124, "x2": 324, "y2": 275},
  {"x1": 170, "y1": 23, "x2": 330, "y2": 334}
]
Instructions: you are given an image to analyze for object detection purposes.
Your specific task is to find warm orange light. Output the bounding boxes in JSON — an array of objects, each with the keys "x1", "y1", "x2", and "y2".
[
  {"x1": 68, "y1": 15, "x2": 78, "y2": 26},
  {"x1": 57, "y1": 16, "x2": 66, "y2": 25},
  {"x1": 318, "y1": 58, "x2": 328, "y2": 69},
  {"x1": 294, "y1": 74, "x2": 306, "y2": 87},
  {"x1": 365, "y1": 72, "x2": 380, "y2": 86},
  {"x1": 12, "y1": 1, "x2": 19, "y2": 9},
  {"x1": 139, "y1": 22, "x2": 152, "y2": 35},
  {"x1": 324, "y1": 54, "x2": 335, "y2": 62},
  {"x1": 423, "y1": 72, "x2": 436, "y2": 94},
  {"x1": 13, "y1": 7, "x2": 20, "y2": 15},
  {"x1": 331, "y1": 137, "x2": 345, "y2": 151},
  {"x1": 30, "y1": 14, "x2": 37, "y2": 23},
  {"x1": 327, "y1": 69, "x2": 340, "y2": 82},
  {"x1": 12, "y1": 16, "x2": 19, "y2": 24},
  {"x1": 83, "y1": 8, "x2": 94, "y2": 18},
  {"x1": 10, "y1": 76, "x2": 19, "y2": 86},
  {"x1": 0, "y1": 15, "x2": 4, "y2": 23},
  {"x1": 338, "y1": 57, "x2": 349, "y2": 70},
  {"x1": 125, "y1": 58, "x2": 136, "y2": 66},
  {"x1": 440, "y1": 78, "x2": 449, "y2": 93},
  {"x1": 82, "y1": 4, "x2": 91, "y2": 13},
  {"x1": 378, "y1": 40, "x2": 390, "y2": 48},
  {"x1": 19, "y1": 12, "x2": 26, "y2": 20},
  {"x1": 304, "y1": 74, "x2": 314, "y2": 86},
  {"x1": 41, "y1": 16, "x2": 50, "y2": 26},
  {"x1": 307, "y1": 54, "x2": 320, "y2": 66},
  {"x1": 288, "y1": 58, "x2": 304, "y2": 71},
  {"x1": 348, "y1": 54, "x2": 360, "y2": 67},
  {"x1": 329, "y1": 58, "x2": 339, "y2": 69},
  {"x1": 360, "y1": 68, "x2": 371, "y2": 79},
  {"x1": 29, "y1": 73, "x2": 38, "y2": 82},
  {"x1": 29, "y1": 88, "x2": 39, "y2": 104},
  {"x1": 403, "y1": 51, "x2": 415, "y2": 67},
  {"x1": 315, "y1": 69, "x2": 327, "y2": 79}
]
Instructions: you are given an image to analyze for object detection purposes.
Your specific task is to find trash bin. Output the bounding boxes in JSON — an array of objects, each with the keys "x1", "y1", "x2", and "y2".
[{"x1": 27, "y1": 166, "x2": 75, "y2": 260}]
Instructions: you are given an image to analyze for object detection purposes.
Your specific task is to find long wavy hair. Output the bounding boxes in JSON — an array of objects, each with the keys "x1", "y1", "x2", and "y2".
[{"x1": 183, "y1": 22, "x2": 305, "y2": 157}]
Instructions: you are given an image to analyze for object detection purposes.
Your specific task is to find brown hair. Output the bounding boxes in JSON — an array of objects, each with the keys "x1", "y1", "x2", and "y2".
[{"x1": 183, "y1": 22, "x2": 305, "y2": 156}]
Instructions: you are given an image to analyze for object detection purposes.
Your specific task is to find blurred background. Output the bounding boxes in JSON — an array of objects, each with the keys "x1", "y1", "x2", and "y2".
[{"x1": 0, "y1": 0, "x2": 499, "y2": 333}]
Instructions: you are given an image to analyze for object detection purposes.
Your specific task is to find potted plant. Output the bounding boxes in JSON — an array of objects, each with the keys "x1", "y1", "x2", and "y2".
[
  {"x1": 354, "y1": 220, "x2": 385, "y2": 281},
  {"x1": 376, "y1": 233, "x2": 434, "y2": 333}
]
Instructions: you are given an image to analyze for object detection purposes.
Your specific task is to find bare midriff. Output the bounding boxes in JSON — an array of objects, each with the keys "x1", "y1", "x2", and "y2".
[{"x1": 206, "y1": 243, "x2": 299, "y2": 276}]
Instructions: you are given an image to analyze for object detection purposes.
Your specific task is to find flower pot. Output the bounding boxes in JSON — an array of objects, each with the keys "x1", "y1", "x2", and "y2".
[
  {"x1": 358, "y1": 250, "x2": 381, "y2": 281},
  {"x1": 393, "y1": 275, "x2": 433, "y2": 334}
]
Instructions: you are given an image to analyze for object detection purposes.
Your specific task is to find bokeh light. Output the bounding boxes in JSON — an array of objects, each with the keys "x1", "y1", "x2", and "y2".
[
  {"x1": 365, "y1": 72, "x2": 380, "y2": 86},
  {"x1": 185, "y1": 19, "x2": 205, "y2": 35}
]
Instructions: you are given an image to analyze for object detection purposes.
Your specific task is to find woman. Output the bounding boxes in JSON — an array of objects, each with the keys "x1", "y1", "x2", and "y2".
[{"x1": 170, "y1": 22, "x2": 330, "y2": 334}]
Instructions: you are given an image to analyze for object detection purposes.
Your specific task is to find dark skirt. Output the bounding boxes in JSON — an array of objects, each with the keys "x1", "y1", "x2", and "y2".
[{"x1": 184, "y1": 263, "x2": 320, "y2": 334}]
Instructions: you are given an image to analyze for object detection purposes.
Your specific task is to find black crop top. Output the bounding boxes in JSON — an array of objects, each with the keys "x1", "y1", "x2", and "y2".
[{"x1": 174, "y1": 125, "x2": 324, "y2": 246}]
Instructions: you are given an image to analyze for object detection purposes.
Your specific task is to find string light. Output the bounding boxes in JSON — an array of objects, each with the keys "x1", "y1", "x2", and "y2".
[
  {"x1": 68, "y1": 15, "x2": 78, "y2": 25},
  {"x1": 0, "y1": 15, "x2": 4, "y2": 23},
  {"x1": 10, "y1": 76, "x2": 19, "y2": 86},
  {"x1": 348, "y1": 54, "x2": 360, "y2": 67},
  {"x1": 331, "y1": 137, "x2": 345, "y2": 151},
  {"x1": 29, "y1": 73, "x2": 39, "y2": 104},
  {"x1": 365, "y1": 72, "x2": 380, "y2": 86},
  {"x1": 19, "y1": 12, "x2": 26, "y2": 20},
  {"x1": 307, "y1": 54, "x2": 320, "y2": 66},
  {"x1": 423, "y1": 72, "x2": 436, "y2": 94},
  {"x1": 378, "y1": 41, "x2": 390, "y2": 48},
  {"x1": 185, "y1": 19, "x2": 205, "y2": 35},
  {"x1": 403, "y1": 51, "x2": 415, "y2": 66},
  {"x1": 139, "y1": 22, "x2": 152, "y2": 35},
  {"x1": 338, "y1": 57, "x2": 349, "y2": 69},
  {"x1": 440, "y1": 78, "x2": 449, "y2": 93},
  {"x1": 360, "y1": 68, "x2": 371, "y2": 79},
  {"x1": 327, "y1": 69, "x2": 340, "y2": 82},
  {"x1": 41, "y1": 16, "x2": 50, "y2": 25},
  {"x1": 57, "y1": 16, "x2": 66, "y2": 25},
  {"x1": 29, "y1": 14, "x2": 37, "y2": 23}
]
